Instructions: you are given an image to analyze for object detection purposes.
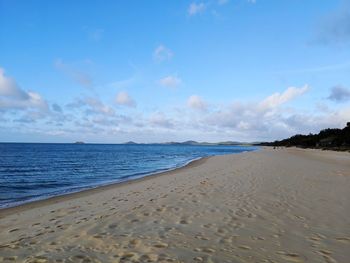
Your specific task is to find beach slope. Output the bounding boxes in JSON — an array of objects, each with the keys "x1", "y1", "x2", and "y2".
[{"x1": 1, "y1": 148, "x2": 350, "y2": 262}]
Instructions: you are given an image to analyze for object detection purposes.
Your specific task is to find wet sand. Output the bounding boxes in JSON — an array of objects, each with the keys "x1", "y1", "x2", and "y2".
[{"x1": 0, "y1": 147, "x2": 349, "y2": 263}]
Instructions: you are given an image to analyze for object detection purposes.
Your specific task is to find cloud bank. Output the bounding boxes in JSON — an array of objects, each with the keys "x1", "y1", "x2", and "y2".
[{"x1": 1, "y1": 68, "x2": 348, "y2": 142}]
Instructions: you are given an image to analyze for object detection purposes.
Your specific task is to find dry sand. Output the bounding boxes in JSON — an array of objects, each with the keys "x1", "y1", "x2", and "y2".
[{"x1": 0, "y1": 147, "x2": 350, "y2": 263}]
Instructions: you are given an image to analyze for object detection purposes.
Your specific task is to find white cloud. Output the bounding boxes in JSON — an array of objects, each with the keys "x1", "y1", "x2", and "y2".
[
  {"x1": 115, "y1": 91, "x2": 136, "y2": 107},
  {"x1": 58, "y1": 85, "x2": 347, "y2": 142},
  {"x1": 188, "y1": 2, "x2": 206, "y2": 16},
  {"x1": 153, "y1": 45, "x2": 173, "y2": 62},
  {"x1": 196, "y1": 85, "x2": 349, "y2": 141},
  {"x1": 258, "y1": 85, "x2": 309, "y2": 110},
  {"x1": 158, "y1": 75, "x2": 181, "y2": 88},
  {"x1": 0, "y1": 68, "x2": 29, "y2": 100},
  {"x1": 149, "y1": 112, "x2": 174, "y2": 128},
  {"x1": 2, "y1": 75, "x2": 349, "y2": 143},
  {"x1": 68, "y1": 97, "x2": 115, "y2": 117},
  {"x1": 83, "y1": 98, "x2": 115, "y2": 116},
  {"x1": 187, "y1": 95, "x2": 208, "y2": 111},
  {"x1": 0, "y1": 68, "x2": 48, "y2": 111},
  {"x1": 14, "y1": 111, "x2": 48, "y2": 123}
]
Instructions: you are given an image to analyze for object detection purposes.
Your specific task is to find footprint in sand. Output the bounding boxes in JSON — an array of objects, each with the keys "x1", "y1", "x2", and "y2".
[
  {"x1": 219, "y1": 238, "x2": 232, "y2": 244},
  {"x1": 202, "y1": 247, "x2": 216, "y2": 253},
  {"x1": 318, "y1": 250, "x2": 332, "y2": 256},
  {"x1": 129, "y1": 238, "x2": 141, "y2": 246},
  {"x1": 216, "y1": 227, "x2": 227, "y2": 234},
  {"x1": 120, "y1": 252, "x2": 137, "y2": 262},
  {"x1": 238, "y1": 245, "x2": 251, "y2": 250},
  {"x1": 1, "y1": 256, "x2": 18, "y2": 262},
  {"x1": 293, "y1": 214, "x2": 306, "y2": 221},
  {"x1": 108, "y1": 223, "x2": 118, "y2": 229},
  {"x1": 198, "y1": 235, "x2": 210, "y2": 241},
  {"x1": 139, "y1": 254, "x2": 158, "y2": 262},
  {"x1": 250, "y1": 236, "x2": 265, "y2": 241},
  {"x1": 26, "y1": 255, "x2": 49, "y2": 263},
  {"x1": 335, "y1": 237, "x2": 350, "y2": 243},
  {"x1": 322, "y1": 255, "x2": 338, "y2": 263},
  {"x1": 202, "y1": 223, "x2": 214, "y2": 229},
  {"x1": 309, "y1": 236, "x2": 322, "y2": 242},
  {"x1": 179, "y1": 218, "x2": 191, "y2": 225},
  {"x1": 171, "y1": 206, "x2": 182, "y2": 212},
  {"x1": 93, "y1": 234, "x2": 104, "y2": 239},
  {"x1": 277, "y1": 251, "x2": 305, "y2": 262},
  {"x1": 156, "y1": 207, "x2": 166, "y2": 212},
  {"x1": 153, "y1": 242, "x2": 168, "y2": 248}
]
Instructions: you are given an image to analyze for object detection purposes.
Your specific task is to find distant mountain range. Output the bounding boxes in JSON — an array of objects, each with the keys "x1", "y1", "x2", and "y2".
[
  {"x1": 258, "y1": 122, "x2": 350, "y2": 151},
  {"x1": 162, "y1": 141, "x2": 249, "y2": 146},
  {"x1": 123, "y1": 140, "x2": 255, "y2": 146}
]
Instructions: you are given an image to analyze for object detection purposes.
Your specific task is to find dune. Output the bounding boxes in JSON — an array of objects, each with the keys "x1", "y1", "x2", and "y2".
[{"x1": 0, "y1": 147, "x2": 349, "y2": 263}]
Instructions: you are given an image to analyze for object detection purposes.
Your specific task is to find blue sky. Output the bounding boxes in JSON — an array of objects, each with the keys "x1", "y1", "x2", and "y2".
[{"x1": 1, "y1": 0, "x2": 350, "y2": 143}]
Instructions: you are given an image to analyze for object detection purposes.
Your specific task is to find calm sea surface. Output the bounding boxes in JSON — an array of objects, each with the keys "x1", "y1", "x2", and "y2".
[{"x1": 0, "y1": 143, "x2": 257, "y2": 208}]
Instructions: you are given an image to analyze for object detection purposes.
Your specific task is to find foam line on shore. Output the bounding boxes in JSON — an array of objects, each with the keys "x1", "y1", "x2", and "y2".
[{"x1": 0, "y1": 155, "x2": 209, "y2": 214}]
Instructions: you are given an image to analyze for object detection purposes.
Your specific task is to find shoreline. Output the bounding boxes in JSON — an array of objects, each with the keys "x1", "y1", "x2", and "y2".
[
  {"x1": 0, "y1": 156, "x2": 210, "y2": 217},
  {"x1": 1, "y1": 147, "x2": 349, "y2": 262},
  {"x1": 0, "y1": 146, "x2": 257, "y2": 211}
]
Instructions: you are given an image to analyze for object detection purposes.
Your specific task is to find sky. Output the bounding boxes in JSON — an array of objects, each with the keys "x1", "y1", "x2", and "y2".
[{"x1": 1, "y1": 0, "x2": 350, "y2": 143}]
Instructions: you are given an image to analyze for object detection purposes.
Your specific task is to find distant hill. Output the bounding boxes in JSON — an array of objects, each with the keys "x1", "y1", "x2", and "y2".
[
  {"x1": 71, "y1": 141, "x2": 254, "y2": 146},
  {"x1": 122, "y1": 141, "x2": 251, "y2": 146},
  {"x1": 258, "y1": 122, "x2": 350, "y2": 151},
  {"x1": 163, "y1": 141, "x2": 247, "y2": 146},
  {"x1": 124, "y1": 141, "x2": 138, "y2": 145}
]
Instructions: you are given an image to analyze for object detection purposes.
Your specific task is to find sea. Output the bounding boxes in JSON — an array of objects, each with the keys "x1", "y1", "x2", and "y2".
[{"x1": 0, "y1": 143, "x2": 257, "y2": 208}]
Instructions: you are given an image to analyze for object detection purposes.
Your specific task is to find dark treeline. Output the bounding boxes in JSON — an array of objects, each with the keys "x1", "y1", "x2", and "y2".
[{"x1": 259, "y1": 122, "x2": 350, "y2": 151}]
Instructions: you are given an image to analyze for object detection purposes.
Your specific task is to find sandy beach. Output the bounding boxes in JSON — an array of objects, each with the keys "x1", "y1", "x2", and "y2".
[{"x1": 0, "y1": 147, "x2": 349, "y2": 263}]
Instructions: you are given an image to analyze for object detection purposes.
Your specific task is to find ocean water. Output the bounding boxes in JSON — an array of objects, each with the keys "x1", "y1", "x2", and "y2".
[{"x1": 0, "y1": 143, "x2": 257, "y2": 208}]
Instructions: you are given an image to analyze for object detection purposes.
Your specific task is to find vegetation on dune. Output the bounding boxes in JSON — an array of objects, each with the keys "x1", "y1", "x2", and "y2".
[{"x1": 259, "y1": 122, "x2": 350, "y2": 151}]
